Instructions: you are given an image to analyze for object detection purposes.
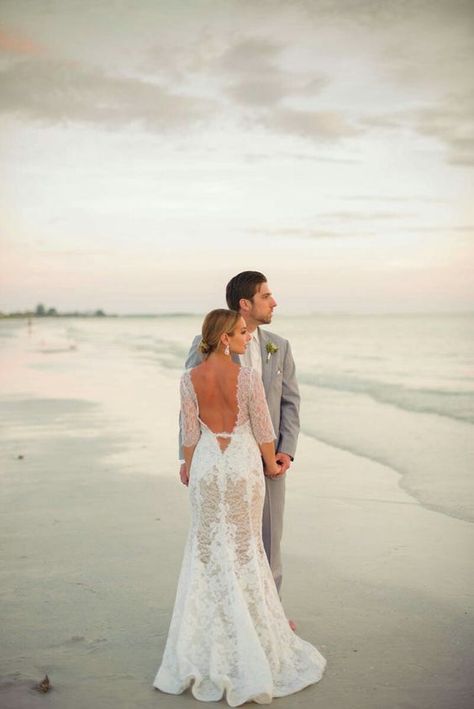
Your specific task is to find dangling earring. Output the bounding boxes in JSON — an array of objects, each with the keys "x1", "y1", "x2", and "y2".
[{"x1": 224, "y1": 344, "x2": 230, "y2": 356}]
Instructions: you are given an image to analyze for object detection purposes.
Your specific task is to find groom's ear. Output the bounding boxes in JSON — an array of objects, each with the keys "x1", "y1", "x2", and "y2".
[{"x1": 239, "y1": 297, "x2": 250, "y2": 313}]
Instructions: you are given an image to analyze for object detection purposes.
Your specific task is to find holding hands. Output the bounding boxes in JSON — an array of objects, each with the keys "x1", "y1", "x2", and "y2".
[{"x1": 265, "y1": 452, "x2": 291, "y2": 478}]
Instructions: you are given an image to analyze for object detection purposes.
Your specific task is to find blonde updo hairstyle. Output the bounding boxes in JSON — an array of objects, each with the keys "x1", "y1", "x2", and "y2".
[{"x1": 198, "y1": 308, "x2": 241, "y2": 359}]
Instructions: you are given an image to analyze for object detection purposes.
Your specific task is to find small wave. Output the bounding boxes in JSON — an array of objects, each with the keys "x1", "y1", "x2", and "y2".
[
  {"x1": 299, "y1": 371, "x2": 474, "y2": 424},
  {"x1": 300, "y1": 424, "x2": 474, "y2": 524},
  {"x1": 131, "y1": 338, "x2": 187, "y2": 370}
]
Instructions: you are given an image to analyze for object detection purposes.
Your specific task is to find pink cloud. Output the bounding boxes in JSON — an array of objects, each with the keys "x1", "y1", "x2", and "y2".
[{"x1": 0, "y1": 28, "x2": 45, "y2": 56}]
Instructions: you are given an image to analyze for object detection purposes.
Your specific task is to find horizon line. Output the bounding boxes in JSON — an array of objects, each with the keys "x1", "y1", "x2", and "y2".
[{"x1": 2, "y1": 310, "x2": 474, "y2": 318}]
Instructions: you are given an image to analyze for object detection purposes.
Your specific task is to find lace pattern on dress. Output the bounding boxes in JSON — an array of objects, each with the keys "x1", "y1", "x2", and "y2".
[
  {"x1": 237, "y1": 367, "x2": 276, "y2": 444},
  {"x1": 180, "y1": 371, "x2": 201, "y2": 447}
]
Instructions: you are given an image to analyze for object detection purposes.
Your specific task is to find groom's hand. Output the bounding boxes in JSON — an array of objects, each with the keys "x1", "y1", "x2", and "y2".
[
  {"x1": 275, "y1": 452, "x2": 292, "y2": 474},
  {"x1": 179, "y1": 463, "x2": 189, "y2": 486}
]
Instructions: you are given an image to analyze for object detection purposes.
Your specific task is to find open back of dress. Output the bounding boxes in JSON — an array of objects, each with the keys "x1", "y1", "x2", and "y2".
[{"x1": 189, "y1": 367, "x2": 241, "y2": 452}]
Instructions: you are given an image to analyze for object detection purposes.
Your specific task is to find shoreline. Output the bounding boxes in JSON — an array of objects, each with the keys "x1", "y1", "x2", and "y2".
[{"x1": 301, "y1": 424, "x2": 474, "y2": 525}]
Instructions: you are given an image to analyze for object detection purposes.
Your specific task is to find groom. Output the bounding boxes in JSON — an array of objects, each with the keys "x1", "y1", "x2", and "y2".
[{"x1": 179, "y1": 271, "x2": 300, "y2": 602}]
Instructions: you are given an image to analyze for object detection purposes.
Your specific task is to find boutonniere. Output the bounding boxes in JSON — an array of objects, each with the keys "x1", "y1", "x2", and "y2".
[{"x1": 265, "y1": 341, "x2": 279, "y2": 362}]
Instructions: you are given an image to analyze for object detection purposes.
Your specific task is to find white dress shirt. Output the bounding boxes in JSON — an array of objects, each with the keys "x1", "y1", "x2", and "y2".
[{"x1": 240, "y1": 328, "x2": 262, "y2": 377}]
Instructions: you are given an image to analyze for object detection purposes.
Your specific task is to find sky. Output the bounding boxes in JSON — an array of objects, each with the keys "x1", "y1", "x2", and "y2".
[{"x1": 0, "y1": 0, "x2": 473, "y2": 314}]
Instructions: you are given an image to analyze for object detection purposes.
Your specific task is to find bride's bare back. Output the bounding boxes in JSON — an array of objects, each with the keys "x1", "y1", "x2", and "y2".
[{"x1": 190, "y1": 362, "x2": 240, "y2": 449}]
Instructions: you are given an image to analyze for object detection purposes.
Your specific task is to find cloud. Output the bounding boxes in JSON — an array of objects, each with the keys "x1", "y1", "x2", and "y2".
[
  {"x1": 265, "y1": 108, "x2": 360, "y2": 142},
  {"x1": 0, "y1": 27, "x2": 45, "y2": 56},
  {"x1": 359, "y1": 114, "x2": 404, "y2": 130},
  {"x1": 375, "y1": 1, "x2": 474, "y2": 97},
  {"x1": 34, "y1": 248, "x2": 111, "y2": 257},
  {"x1": 320, "y1": 210, "x2": 416, "y2": 221},
  {"x1": 415, "y1": 93, "x2": 474, "y2": 166},
  {"x1": 248, "y1": 227, "x2": 369, "y2": 239},
  {"x1": 143, "y1": 34, "x2": 329, "y2": 110},
  {"x1": 242, "y1": 151, "x2": 360, "y2": 163},
  {"x1": 0, "y1": 57, "x2": 214, "y2": 131},
  {"x1": 218, "y1": 37, "x2": 329, "y2": 108},
  {"x1": 247, "y1": 214, "x2": 474, "y2": 241},
  {"x1": 142, "y1": 36, "x2": 283, "y2": 86},
  {"x1": 403, "y1": 225, "x2": 474, "y2": 233},
  {"x1": 226, "y1": 78, "x2": 289, "y2": 107},
  {"x1": 225, "y1": 73, "x2": 328, "y2": 108},
  {"x1": 357, "y1": 91, "x2": 474, "y2": 166},
  {"x1": 218, "y1": 37, "x2": 282, "y2": 77},
  {"x1": 248, "y1": 221, "x2": 474, "y2": 242},
  {"x1": 290, "y1": 0, "x2": 474, "y2": 28},
  {"x1": 343, "y1": 195, "x2": 448, "y2": 203}
]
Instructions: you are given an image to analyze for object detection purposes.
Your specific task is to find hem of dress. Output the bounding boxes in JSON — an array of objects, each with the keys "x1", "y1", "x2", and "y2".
[{"x1": 153, "y1": 662, "x2": 326, "y2": 707}]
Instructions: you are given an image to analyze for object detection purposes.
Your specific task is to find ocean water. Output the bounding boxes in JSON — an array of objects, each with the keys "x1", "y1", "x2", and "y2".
[{"x1": 1, "y1": 314, "x2": 473, "y2": 523}]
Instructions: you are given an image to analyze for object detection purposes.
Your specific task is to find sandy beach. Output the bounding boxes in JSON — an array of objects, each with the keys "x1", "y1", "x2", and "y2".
[{"x1": 1, "y1": 318, "x2": 473, "y2": 709}]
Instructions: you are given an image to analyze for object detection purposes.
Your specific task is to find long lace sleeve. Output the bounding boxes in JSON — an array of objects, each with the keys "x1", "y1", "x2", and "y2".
[
  {"x1": 180, "y1": 371, "x2": 200, "y2": 447},
  {"x1": 248, "y1": 368, "x2": 276, "y2": 444}
]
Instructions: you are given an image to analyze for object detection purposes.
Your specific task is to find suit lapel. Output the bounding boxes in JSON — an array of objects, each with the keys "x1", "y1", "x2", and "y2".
[{"x1": 259, "y1": 328, "x2": 272, "y2": 394}]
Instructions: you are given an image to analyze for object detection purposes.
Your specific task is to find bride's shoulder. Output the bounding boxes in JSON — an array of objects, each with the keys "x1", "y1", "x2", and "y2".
[
  {"x1": 186, "y1": 362, "x2": 206, "y2": 375},
  {"x1": 180, "y1": 366, "x2": 196, "y2": 385},
  {"x1": 182, "y1": 362, "x2": 207, "y2": 385}
]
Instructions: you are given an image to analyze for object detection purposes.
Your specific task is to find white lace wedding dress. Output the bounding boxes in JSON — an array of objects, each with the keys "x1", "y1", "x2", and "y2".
[{"x1": 153, "y1": 366, "x2": 326, "y2": 706}]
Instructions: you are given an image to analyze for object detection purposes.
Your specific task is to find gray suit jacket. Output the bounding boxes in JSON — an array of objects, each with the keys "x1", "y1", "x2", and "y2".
[{"x1": 178, "y1": 327, "x2": 300, "y2": 461}]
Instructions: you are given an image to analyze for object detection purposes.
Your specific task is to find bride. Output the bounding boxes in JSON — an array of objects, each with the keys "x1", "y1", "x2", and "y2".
[{"x1": 153, "y1": 309, "x2": 326, "y2": 706}]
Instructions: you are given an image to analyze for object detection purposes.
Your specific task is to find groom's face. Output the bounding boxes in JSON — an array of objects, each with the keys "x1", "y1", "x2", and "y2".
[{"x1": 249, "y1": 282, "x2": 277, "y2": 324}]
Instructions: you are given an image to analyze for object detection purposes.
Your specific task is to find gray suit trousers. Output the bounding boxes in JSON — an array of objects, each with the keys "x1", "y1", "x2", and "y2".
[{"x1": 262, "y1": 473, "x2": 286, "y2": 595}]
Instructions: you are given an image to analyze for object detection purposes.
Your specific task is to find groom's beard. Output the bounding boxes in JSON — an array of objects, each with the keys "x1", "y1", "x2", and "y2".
[{"x1": 256, "y1": 312, "x2": 273, "y2": 325}]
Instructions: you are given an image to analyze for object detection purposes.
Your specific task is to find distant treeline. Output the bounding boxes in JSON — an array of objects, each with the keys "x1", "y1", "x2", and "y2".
[{"x1": 0, "y1": 304, "x2": 113, "y2": 319}]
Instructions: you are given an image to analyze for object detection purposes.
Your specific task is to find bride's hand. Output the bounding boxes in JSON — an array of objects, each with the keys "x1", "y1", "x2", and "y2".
[
  {"x1": 179, "y1": 463, "x2": 189, "y2": 486},
  {"x1": 265, "y1": 460, "x2": 283, "y2": 478}
]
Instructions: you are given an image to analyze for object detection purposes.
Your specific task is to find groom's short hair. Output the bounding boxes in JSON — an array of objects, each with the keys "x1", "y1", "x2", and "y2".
[{"x1": 226, "y1": 271, "x2": 267, "y2": 311}]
